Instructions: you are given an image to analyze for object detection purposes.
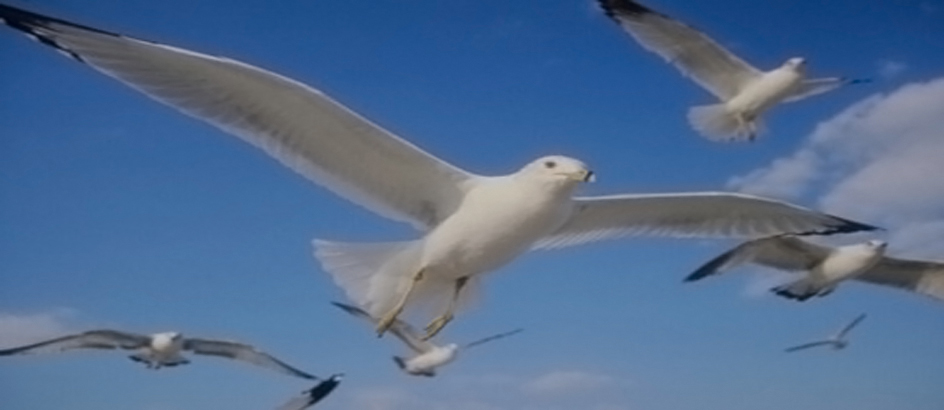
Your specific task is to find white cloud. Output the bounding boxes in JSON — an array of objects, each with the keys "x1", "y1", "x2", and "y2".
[
  {"x1": 877, "y1": 60, "x2": 907, "y2": 79},
  {"x1": 0, "y1": 309, "x2": 77, "y2": 348},
  {"x1": 521, "y1": 370, "x2": 621, "y2": 397},
  {"x1": 728, "y1": 77, "x2": 944, "y2": 257}
]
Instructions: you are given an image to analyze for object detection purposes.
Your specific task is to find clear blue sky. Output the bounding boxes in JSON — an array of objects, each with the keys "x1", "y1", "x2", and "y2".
[{"x1": 1, "y1": 1, "x2": 942, "y2": 409}]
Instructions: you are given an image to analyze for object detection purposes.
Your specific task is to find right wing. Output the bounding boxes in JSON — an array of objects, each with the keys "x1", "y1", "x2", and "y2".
[
  {"x1": 857, "y1": 257, "x2": 944, "y2": 302},
  {"x1": 685, "y1": 236, "x2": 831, "y2": 282},
  {"x1": 0, "y1": 4, "x2": 477, "y2": 230},
  {"x1": 598, "y1": 0, "x2": 762, "y2": 100},
  {"x1": 0, "y1": 329, "x2": 150, "y2": 355},
  {"x1": 784, "y1": 340, "x2": 834, "y2": 353}
]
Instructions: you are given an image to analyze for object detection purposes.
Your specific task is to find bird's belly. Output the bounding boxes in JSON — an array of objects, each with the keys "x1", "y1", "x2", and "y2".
[
  {"x1": 407, "y1": 350, "x2": 455, "y2": 372},
  {"x1": 728, "y1": 77, "x2": 798, "y2": 115},
  {"x1": 819, "y1": 254, "x2": 879, "y2": 282},
  {"x1": 422, "y1": 202, "x2": 567, "y2": 278}
]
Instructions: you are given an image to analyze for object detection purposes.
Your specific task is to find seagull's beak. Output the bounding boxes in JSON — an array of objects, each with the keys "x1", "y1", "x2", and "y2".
[{"x1": 569, "y1": 169, "x2": 595, "y2": 183}]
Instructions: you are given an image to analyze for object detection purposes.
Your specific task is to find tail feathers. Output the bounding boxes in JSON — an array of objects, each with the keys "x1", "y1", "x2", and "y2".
[
  {"x1": 313, "y1": 239, "x2": 420, "y2": 317},
  {"x1": 771, "y1": 278, "x2": 830, "y2": 301},
  {"x1": 687, "y1": 104, "x2": 763, "y2": 142}
]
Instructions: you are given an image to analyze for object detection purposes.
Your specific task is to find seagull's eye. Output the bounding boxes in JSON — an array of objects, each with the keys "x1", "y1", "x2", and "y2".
[{"x1": 544, "y1": 161, "x2": 557, "y2": 169}]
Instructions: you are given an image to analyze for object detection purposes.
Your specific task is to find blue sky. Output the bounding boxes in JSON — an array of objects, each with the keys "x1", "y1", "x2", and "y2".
[{"x1": 1, "y1": 0, "x2": 943, "y2": 409}]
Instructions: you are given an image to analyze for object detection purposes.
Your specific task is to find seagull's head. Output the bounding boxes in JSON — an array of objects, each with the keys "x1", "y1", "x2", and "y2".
[
  {"x1": 865, "y1": 239, "x2": 888, "y2": 251},
  {"x1": 784, "y1": 57, "x2": 807, "y2": 70},
  {"x1": 520, "y1": 155, "x2": 594, "y2": 187},
  {"x1": 151, "y1": 332, "x2": 184, "y2": 350}
]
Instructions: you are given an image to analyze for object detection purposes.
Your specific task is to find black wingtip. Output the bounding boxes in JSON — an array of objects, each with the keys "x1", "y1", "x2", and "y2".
[
  {"x1": 302, "y1": 375, "x2": 343, "y2": 406},
  {"x1": 797, "y1": 216, "x2": 881, "y2": 237},
  {"x1": 392, "y1": 356, "x2": 406, "y2": 370},
  {"x1": 0, "y1": 3, "x2": 120, "y2": 63},
  {"x1": 683, "y1": 246, "x2": 738, "y2": 282},
  {"x1": 598, "y1": 0, "x2": 655, "y2": 19}
]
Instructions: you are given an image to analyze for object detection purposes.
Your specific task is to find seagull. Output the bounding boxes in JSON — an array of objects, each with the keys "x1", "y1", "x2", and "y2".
[
  {"x1": 0, "y1": 4, "x2": 877, "y2": 339},
  {"x1": 685, "y1": 235, "x2": 944, "y2": 302},
  {"x1": 785, "y1": 313, "x2": 867, "y2": 353},
  {"x1": 332, "y1": 302, "x2": 522, "y2": 377},
  {"x1": 598, "y1": 0, "x2": 867, "y2": 142},
  {"x1": 274, "y1": 374, "x2": 344, "y2": 410},
  {"x1": 0, "y1": 329, "x2": 318, "y2": 379}
]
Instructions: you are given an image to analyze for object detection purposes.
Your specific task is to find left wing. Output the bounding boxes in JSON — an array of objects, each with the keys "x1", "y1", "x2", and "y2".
[
  {"x1": 534, "y1": 192, "x2": 878, "y2": 250},
  {"x1": 856, "y1": 257, "x2": 944, "y2": 302},
  {"x1": 464, "y1": 328, "x2": 523, "y2": 349},
  {"x1": 274, "y1": 375, "x2": 343, "y2": 410},
  {"x1": 783, "y1": 77, "x2": 867, "y2": 103},
  {"x1": 784, "y1": 340, "x2": 834, "y2": 353},
  {"x1": 836, "y1": 313, "x2": 867, "y2": 339},
  {"x1": 184, "y1": 338, "x2": 316, "y2": 379}
]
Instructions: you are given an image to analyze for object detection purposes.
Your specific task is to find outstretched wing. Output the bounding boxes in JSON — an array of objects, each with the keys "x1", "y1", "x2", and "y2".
[
  {"x1": 783, "y1": 77, "x2": 867, "y2": 103},
  {"x1": 784, "y1": 340, "x2": 834, "y2": 353},
  {"x1": 0, "y1": 4, "x2": 476, "y2": 230},
  {"x1": 685, "y1": 236, "x2": 832, "y2": 282},
  {"x1": 274, "y1": 375, "x2": 343, "y2": 410},
  {"x1": 857, "y1": 257, "x2": 944, "y2": 302},
  {"x1": 598, "y1": 0, "x2": 762, "y2": 100},
  {"x1": 0, "y1": 329, "x2": 150, "y2": 356},
  {"x1": 464, "y1": 328, "x2": 523, "y2": 349},
  {"x1": 534, "y1": 192, "x2": 877, "y2": 250},
  {"x1": 183, "y1": 338, "x2": 316, "y2": 379},
  {"x1": 836, "y1": 313, "x2": 867, "y2": 339}
]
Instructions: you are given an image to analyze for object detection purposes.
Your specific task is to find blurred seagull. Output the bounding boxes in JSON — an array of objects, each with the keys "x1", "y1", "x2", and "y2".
[
  {"x1": 274, "y1": 374, "x2": 344, "y2": 410},
  {"x1": 0, "y1": 4, "x2": 877, "y2": 340},
  {"x1": 685, "y1": 236, "x2": 944, "y2": 302},
  {"x1": 0, "y1": 329, "x2": 318, "y2": 379},
  {"x1": 332, "y1": 302, "x2": 522, "y2": 377},
  {"x1": 598, "y1": 0, "x2": 867, "y2": 142},
  {"x1": 785, "y1": 313, "x2": 867, "y2": 352}
]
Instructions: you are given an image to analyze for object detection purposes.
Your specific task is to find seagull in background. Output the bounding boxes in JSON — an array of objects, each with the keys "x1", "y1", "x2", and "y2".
[
  {"x1": 785, "y1": 313, "x2": 867, "y2": 352},
  {"x1": 274, "y1": 374, "x2": 344, "y2": 410},
  {"x1": 685, "y1": 235, "x2": 944, "y2": 302},
  {"x1": 332, "y1": 302, "x2": 522, "y2": 377},
  {"x1": 0, "y1": 3, "x2": 877, "y2": 341},
  {"x1": 0, "y1": 329, "x2": 318, "y2": 379},
  {"x1": 598, "y1": 0, "x2": 867, "y2": 142}
]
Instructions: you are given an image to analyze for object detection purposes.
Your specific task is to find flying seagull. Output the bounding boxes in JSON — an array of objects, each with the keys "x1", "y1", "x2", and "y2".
[
  {"x1": 332, "y1": 302, "x2": 522, "y2": 377},
  {"x1": 0, "y1": 4, "x2": 876, "y2": 339},
  {"x1": 785, "y1": 313, "x2": 867, "y2": 352},
  {"x1": 0, "y1": 329, "x2": 318, "y2": 379},
  {"x1": 685, "y1": 235, "x2": 944, "y2": 302},
  {"x1": 274, "y1": 374, "x2": 344, "y2": 410},
  {"x1": 598, "y1": 0, "x2": 867, "y2": 142}
]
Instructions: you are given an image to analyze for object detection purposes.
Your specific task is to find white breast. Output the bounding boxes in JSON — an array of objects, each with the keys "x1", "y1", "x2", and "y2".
[{"x1": 727, "y1": 68, "x2": 802, "y2": 114}]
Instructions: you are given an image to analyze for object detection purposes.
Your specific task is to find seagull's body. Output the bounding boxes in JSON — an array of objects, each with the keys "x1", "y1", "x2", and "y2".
[
  {"x1": 0, "y1": 4, "x2": 876, "y2": 338},
  {"x1": 685, "y1": 236, "x2": 944, "y2": 302},
  {"x1": 599, "y1": 0, "x2": 865, "y2": 142},
  {"x1": 0, "y1": 329, "x2": 317, "y2": 379},
  {"x1": 274, "y1": 374, "x2": 344, "y2": 410},
  {"x1": 785, "y1": 314, "x2": 867, "y2": 353},
  {"x1": 332, "y1": 302, "x2": 521, "y2": 377}
]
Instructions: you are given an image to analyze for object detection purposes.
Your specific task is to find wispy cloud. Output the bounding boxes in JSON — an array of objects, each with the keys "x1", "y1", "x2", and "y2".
[
  {"x1": 0, "y1": 309, "x2": 78, "y2": 348},
  {"x1": 728, "y1": 77, "x2": 944, "y2": 257},
  {"x1": 877, "y1": 60, "x2": 907, "y2": 79},
  {"x1": 521, "y1": 370, "x2": 623, "y2": 397}
]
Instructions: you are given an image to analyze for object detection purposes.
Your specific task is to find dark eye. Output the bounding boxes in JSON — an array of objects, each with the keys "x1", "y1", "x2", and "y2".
[{"x1": 544, "y1": 161, "x2": 557, "y2": 169}]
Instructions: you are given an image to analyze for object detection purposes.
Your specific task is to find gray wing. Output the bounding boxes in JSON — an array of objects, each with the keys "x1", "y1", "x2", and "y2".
[
  {"x1": 836, "y1": 313, "x2": 867, "y2": 339},
  {"x1": 784, "y1": 340, "x2": 835, "y2": 353},
  {"x1": 0, "y1": 4, "x2": 476, "y2": 230},
  {"x1": 856, "y1": 257, "x2": 944, "y2": 301},
  {"x1": 598, "y1": 0, "x2": 762, "y2": 100},
  {"x1": 463, "y1": 328, "x2": 523, "y2": 350},
  {"x1": 783, "y1": 77, "x2": 867, "y2": 103},
  {"x1": 330, "y1": 302, "x2": 432, "y2": 353},
  {"x1": 684, "y1": 236, "x2": 832, "y2": 282},
  {"x1": 183, "y1": 338, "x2": 316, "y2": 379},
  {"x1": 0, "y1": 329, "x2": 150, "y2": 356},
  {"x1": 534, "y1": 192, "x2": 878, "y2": 250}
]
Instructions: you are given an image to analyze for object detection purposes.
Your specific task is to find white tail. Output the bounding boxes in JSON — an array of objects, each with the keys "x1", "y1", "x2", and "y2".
[
  {"x1": 313, "y1": 239, "x2": 422, "y2": 317},
  {"x1": 687, "y1": 104, "x2": 763, "y2": 142}
]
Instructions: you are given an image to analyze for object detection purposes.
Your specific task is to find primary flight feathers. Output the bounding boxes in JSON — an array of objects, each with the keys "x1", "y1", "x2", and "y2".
[{"x1": 784, "y1": 313, "x2": 867, "y2": 352}]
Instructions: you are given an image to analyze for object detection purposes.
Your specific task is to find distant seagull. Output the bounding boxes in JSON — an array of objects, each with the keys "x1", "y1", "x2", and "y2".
[
  {"x1": 0, "y1": 4, "x2": 877, "y2": 340},
  {"x1": 598, "y1": 0, "x2": 867, "y2": 142},
  {"x1": 686, "y1": 236, "x2": 944, "y2": 302},
  {"x1": 274, "y1": 374, "x2": 344, "y2": 410},
  {"x1": 332, "y1": 302, "x2": 522, "y2": 377},
  {"x1": 785, "y1": 313, "x2": 867, "y2": 352},
  {"x1": 0, "y1": 329, "x2": 318, "y2": 379}
]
